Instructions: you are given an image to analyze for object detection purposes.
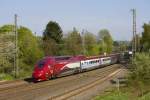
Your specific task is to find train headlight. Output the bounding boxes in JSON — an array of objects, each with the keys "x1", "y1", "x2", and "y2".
[
  {"x1": 48, "y1": 65, "x2": 51, "y2": 68},
  {"x1": 38, "y1": 71, "x2": 43, "y2": 76},
  {"x1": 38, "y1": 73, "x2": 42, "y2": 76}
]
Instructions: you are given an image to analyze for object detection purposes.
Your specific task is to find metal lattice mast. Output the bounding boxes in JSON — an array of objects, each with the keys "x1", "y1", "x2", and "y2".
[
  {"x1": 14, "y1": 14, "x2": 18, "y2": 78},
  {"x1": 131, "y1": 9, "x2": 137, "y2": 53}
]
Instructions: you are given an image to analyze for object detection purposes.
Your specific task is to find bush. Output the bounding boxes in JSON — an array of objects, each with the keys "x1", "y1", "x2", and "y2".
[
  {"x1": 94, "y1": 91, "x2": 129, "y2": 100},
  {"x1": 0, "y1": 73, "x2": 14, "y2": 81},
  {"x1": 128, "y1": 53, "x2": 150, "y2": 96},
  {"x1": 0, "y1": 25, "x2": 44, "y2": 80},
  {"x1": 140, "y1": 92, "x2": 150, "y2": 100}
]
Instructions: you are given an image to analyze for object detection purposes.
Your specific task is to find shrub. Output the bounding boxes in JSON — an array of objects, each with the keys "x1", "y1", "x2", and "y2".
[
  {"x1": 0, "y1": 73, "x2": 14, "y2": 81},
  {"x1": 128, "y1": 53, "x2": 150, "y2": 96}
]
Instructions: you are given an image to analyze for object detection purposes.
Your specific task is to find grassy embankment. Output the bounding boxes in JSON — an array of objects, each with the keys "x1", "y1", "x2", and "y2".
[
  {"x1": 94, "y1": 87, "x2": 150, "y2": 100},
  {"x1": 94, "y1": 53, "x2": 150, "y2": 100}
]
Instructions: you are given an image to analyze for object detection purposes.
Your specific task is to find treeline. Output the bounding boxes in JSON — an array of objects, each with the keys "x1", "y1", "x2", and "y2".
[
  {"x1": 131, "y1": 23, "x2": 150, "y2": 52},
  {"x1": 128, "y1": 22, "x2": 150, "y2": 96},
  {"x1": 0, "y1": 21, "x2": 128, "y2": 80},
  {"x1": 0, "y1": 25, "x2": 44, "y2": 79},
  {"x1": 42, "y1": 21, "x2": 114, "y2": 56}
]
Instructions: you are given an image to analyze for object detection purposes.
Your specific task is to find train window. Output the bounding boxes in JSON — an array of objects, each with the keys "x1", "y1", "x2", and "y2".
[
  {"x1": 103, "y1": 58, "x2": 110, "y2": 61},
  {"x1": 84, "y1": 62, "x2": 87, "y2": 65},
  {"x1": 89, "y1": 61, "x2": 91, "y2": 64},
  {"x1": 86, "y1": 61, "x2": 88, "y2": 64}
]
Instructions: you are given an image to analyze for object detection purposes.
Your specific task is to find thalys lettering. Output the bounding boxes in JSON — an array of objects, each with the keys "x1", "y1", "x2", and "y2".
[{"x1": 32, "y1": 54, "x2": 120, "y2": 81}]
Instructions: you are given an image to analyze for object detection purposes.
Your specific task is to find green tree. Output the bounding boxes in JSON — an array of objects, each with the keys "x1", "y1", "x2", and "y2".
[
  {"x1": 18, "y1": 26, "x2": 44, "y2": 77},
  {"x1": 18, "y1": 26, "x2": 43, "y2": 64},
  {"x1": 0, "y1": 25, "x2": 44, "y2": 79},
  {"x1": 136, "y1": 34, "x2": 141, "y2": 52},
  {"x1": 0, "y1": 25, "x2": 14, "y2": 34},
  {"x1": 43, "y1": 21, "x2": 63, "y2": 56},
  {"x1": 0, "y1": 25, "x2": 15, "y2": 79},
  {"x1": 141, "y1": 23, "x2": 150, "y2": 51},
  {"x1": 115, "y1": 41, "x2": 129, "y2": 52},
  {"x1": 42, "y1": 38, "x2": 58, "y2": 56},
  {"x1": 98, "y1": 29, "x2": 113, "y2": 54},
  {"x1": 113, "y1": 41, "x2": 120, "y2": 52},
  {"x1": 128, "y1": 53, "x2": 150, "y2": 96},
  {"x1": 84, "y1": 31, "x2": 99, "y2": 56},
  {"x1": 43, "y1": 21, "x2": 63, "y2": 43},
  {"x1": 64, "y1": 28, "x2": 82, "y2": 55}
]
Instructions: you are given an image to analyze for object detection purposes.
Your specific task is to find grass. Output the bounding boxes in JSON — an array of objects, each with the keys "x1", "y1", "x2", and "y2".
[
  {"x1": 93, "y1": 87, "x2": 150, "y2": 100},
  {"x1": 140, "y1": 92, "x2": 150, "y2": 100},
  {"x1": 0, "y1": 72, "x2": 32, "y2": 81},
  {"x1": 94, "y1": 90, "x2": 129, "y2": 100},
  {"x1": 0, "y1": 69, "x2": 32, "y2": 81},
  {"x1": 0, "y1": 73, "x2": 14, "y2": 81}
]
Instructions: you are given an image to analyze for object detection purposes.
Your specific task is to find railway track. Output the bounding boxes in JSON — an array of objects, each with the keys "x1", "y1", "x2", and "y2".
[
  {"x1": 49, "y1": 66, "x2": 122, "y2": 100},
  {"x1": 0, "y1": 64, "x2": 123, "y2": 100},
  {"x1": 0, "y1": 79, "x2": 23, "y2": 85},
  {"x1": 0, "y1": 78, "x2": 33, "y2": 91}
]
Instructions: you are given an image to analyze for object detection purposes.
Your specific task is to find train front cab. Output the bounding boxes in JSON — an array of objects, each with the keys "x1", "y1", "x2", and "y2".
[{"x1": 32, "y1": 57, "x2": 55, "y2": 81}]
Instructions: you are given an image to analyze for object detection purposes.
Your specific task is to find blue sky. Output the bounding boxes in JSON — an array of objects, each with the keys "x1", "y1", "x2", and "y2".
[{"x1": 0, "y1": 0, "x2": 150, "y2": 40}]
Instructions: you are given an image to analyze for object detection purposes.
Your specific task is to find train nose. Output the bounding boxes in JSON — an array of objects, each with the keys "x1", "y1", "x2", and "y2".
[{"x1": 32, "y1": 70, "x2": 44, "y2": 79}]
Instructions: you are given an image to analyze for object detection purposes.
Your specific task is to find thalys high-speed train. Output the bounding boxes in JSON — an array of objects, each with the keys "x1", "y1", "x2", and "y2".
[{"x1": 32, "y1": 54, "x2": 120, "y2": 81}]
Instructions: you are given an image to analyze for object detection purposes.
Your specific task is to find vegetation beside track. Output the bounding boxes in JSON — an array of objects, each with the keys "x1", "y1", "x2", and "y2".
[
  {"x1": 0, "y1": 73, "x2": 14, "y2": 81},
  {"x1": 94, "y1": 22, "x2": 150, "y2": 99},
  {"x1": 94, "y1": 52, "x2": 150, "y2": 100},
  {"x1": 94, "y1": 87, "x2": 150, "y2": 100}
]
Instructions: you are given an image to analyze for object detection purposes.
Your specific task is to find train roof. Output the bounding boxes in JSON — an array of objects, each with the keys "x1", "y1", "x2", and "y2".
[
  {"x1": 54, "y1": 56, "x2": 72, "y2": 61},
  {"x1": 41, "y1": 53, "x2": 120, "y2": 61},
  {"x1": 84, "y1": 53, "x2": 120, "y2": 60}
]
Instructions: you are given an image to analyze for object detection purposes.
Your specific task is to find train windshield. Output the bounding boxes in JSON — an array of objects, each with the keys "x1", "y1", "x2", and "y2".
[{"x1": 37, "y1": 60, "x2": 45, "y2": 68}]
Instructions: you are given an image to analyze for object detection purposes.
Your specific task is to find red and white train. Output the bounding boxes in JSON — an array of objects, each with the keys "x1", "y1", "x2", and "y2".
[{"x1": 32, "y1": 54, "x2": 120, "y2": 81}]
